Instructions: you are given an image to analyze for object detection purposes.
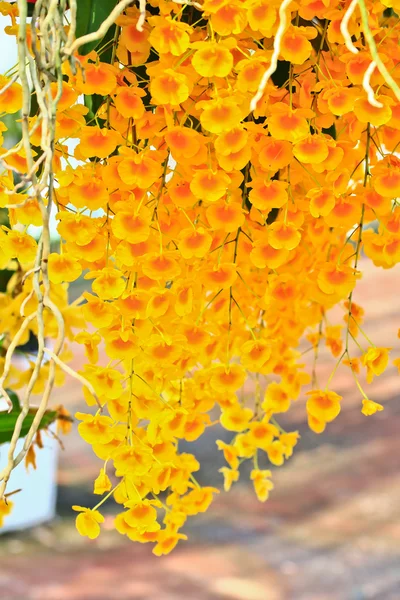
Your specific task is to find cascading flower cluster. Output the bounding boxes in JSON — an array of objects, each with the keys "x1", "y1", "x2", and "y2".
[{"x1": 0, "y1": 0, "x2": 399, "y2": 555}]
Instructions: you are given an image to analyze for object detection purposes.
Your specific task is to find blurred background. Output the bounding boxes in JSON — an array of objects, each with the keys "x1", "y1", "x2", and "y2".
[{"x1": 0, "y1": 259, "x2": 400, "y2": 600}]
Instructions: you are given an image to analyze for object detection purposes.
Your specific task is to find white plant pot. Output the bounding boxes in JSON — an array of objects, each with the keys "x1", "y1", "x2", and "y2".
[{"x1": 0, "y1": 413, "x2": 59, "y2": 533}]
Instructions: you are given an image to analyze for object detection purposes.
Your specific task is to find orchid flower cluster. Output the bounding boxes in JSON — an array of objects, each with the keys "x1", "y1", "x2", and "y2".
[{"x1": 0, "y1": 0, "x2": 399, "y2": 555}]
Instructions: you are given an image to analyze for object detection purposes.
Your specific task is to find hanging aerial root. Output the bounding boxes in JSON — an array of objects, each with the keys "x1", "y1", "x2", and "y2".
[{"x1": 250, "y1": 0, "x2": 293, "y2": 112}]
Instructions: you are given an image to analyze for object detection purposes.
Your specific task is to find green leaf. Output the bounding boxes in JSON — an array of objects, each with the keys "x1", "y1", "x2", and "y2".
[
  {"x1": 0, "y1": 391, "x2": 58, "y2": 444},
  {"x1": 6, "y1": 390, "x2": 20, "y2": 413},
  {"x1": 76, "y1": 0, "x2": 119, "y2": 56}
]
